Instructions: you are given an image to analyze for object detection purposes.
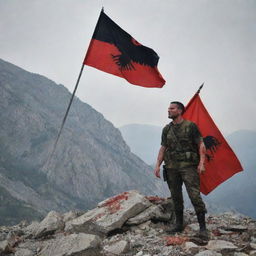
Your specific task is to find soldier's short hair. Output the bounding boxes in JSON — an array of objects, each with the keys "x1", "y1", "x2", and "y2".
[{"x1": 171, "y1": 101, "x2": 185, "y2": 114}]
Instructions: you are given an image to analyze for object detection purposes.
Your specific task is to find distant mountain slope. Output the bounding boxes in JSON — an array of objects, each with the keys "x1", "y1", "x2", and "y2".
[
  {"x1": 0, "y1": 59, "x2": 167, "y2": 225},
  {"x1": 119, "y1": 124, "x2": 162, "y2": 165}
]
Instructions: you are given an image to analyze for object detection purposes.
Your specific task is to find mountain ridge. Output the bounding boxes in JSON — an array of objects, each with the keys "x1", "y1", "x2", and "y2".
[{"x1": 0, "y1": 58, "x2": 167, "y2": 225}]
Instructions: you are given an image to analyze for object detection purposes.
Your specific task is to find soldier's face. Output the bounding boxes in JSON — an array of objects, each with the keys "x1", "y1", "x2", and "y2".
[{"x1": 168, "y1": 104, "x2": 182, "y2": 119}]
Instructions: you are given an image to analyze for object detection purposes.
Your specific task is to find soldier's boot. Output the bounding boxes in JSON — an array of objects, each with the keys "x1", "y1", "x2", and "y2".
[
  {"x1": 196, "y1": 212, "x2": 209, "y2": 240},
  {"x1": 167, "y1": 210, "x2": 184, "y2": 233}
]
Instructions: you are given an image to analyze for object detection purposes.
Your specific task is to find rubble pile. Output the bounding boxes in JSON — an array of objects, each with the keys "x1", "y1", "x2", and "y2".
[{"x1": 0, "y1": 190, "x2": 255, "y2": 256}]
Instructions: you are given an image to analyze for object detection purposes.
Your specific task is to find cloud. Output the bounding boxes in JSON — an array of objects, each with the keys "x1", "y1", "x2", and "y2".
[{"x1": 0, "y1": 0, "x2": 255, "y2": 134}]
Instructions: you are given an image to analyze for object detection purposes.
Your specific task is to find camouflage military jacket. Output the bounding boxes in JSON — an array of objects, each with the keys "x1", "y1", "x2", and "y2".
[{"x1": 161, "y1": 120, "x2": 203, "y2": 169}]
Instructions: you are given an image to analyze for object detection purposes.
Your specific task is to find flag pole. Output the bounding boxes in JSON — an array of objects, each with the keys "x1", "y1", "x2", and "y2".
[
  {"x1": 184, "y1": 82, "x2": 205, "y2": 113},
  {"x1": 45, "y1": 63, "x2": 85, "y2": 167},
  {"x1": 44, "y1": 9, "x2": 104, "y2": 169},
  {"x1": 196, "y1": 82, "x2": 204, "y2": 94}
]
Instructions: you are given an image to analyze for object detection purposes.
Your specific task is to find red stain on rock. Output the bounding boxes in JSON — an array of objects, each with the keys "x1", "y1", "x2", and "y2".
[
  {"x1": 164, "y1": 236, "x2": 188, "y2": 246},
  {"x1": 212, "y1": 229, "x2": 222, "y2": 236},
  {"x1": 101, "y1": 192, "x2": 129, "y2": 214},
  {"x1": 92, "y1": 212, "x2": 106, "y2": 222},
  {"x1": 146, "y1": 196, "x2": 165, "y2": 204}
]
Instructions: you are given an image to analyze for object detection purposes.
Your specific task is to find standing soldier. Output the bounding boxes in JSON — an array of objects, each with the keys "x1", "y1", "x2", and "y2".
[{"x1": 154, "y1": 101, "x2": 208, "y2": 239}]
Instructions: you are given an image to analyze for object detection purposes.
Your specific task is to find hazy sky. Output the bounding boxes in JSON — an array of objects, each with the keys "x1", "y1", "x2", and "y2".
[{"x1": 1, "y1": 0, "x2": 255, "y2": 135}]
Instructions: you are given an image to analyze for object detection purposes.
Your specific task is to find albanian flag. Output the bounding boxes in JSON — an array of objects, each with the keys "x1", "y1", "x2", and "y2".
[
  {"x1": 84, "y1": 10, "x2": 165, "y2": 87},
  {"x1": 183, "y1": 92, "x2": 243, "y2": 195}
]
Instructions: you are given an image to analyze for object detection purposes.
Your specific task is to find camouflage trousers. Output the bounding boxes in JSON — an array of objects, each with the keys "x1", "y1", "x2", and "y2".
[{"x1": 166, "y1": 166, "x2": 206, "y2": 214}]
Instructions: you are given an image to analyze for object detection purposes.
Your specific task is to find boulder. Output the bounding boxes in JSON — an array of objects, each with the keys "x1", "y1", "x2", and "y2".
[
  {"x1": 65, "y1": 190, "x2": 151, "y2": 236},
  {"x1": 195, "y1": 250, "x2": 222, "y2": 256},
  {"x1": 0, "y1": 240, "x2": 13, "y2": 254},
  {"x1": 223, "y1": 225, "x2": 248, "y2": 232},
  {"x1": 104, "y1": 240, "x2": 130, "y2": 255},
  {"x1": 234, "y1": 252, "x2": 249, "y2": 256},
  {"x1": 126, "y1": 204, "x2": 171, "y2": 225},
  {"x1": 184, "y1": 241, "x2": 199, "y2": 254},
  {"x1": 62, "y1": 210, "x2": 82, "y2": 223},
  {"x1": 34, "y1": 211, "x2": 64, "y2": 238},
  {"x1": 23, "y1": 221, "x2": 40, "y2": 237},
  {"x1": 15, "y1": 248, "x2": 34, "y2": 256},
  {"x1": 38, "y1": 233, "x2": 101, "y2": 256},
  {"x1": 206, "y1": 240, "x2": 238, "y2": 251}
]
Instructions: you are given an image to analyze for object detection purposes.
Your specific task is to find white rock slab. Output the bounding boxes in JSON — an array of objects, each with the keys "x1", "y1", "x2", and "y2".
[
  {"x1": 0, "y1": 240, "x2": 12, "y2": 254},
  {"x1": 234, "y1": 252, "x2": 249, "y2": 256},
  {"x1": 126, "y1": 204, "x2": 171, "y2": 225},
  {"x1": 185, "y1": 241, "x2": 199, "y2": 250},
  {"x1": 38, "y1": 233, "x2": 101, "y2": 256},
  {"x1": 15, "y1": 248, "x2": 34, "y2": 256},
  {"x1": 34, "y1": 211, "x2": 64, "y2": 238},
  {"x1": 63, "y1": 210, "x2": 81, "y2": 223},
  {"x1": 65, "y1": 190, "x2": 151, "y2": 235},
  {"x1": 104, "y1": 240, "x2": 129, "y2": 255},
  {"x1": 195, "y1": 250, "x2": 222, "y2": 256},
  {"x1": 206, "y1": 240, "x2": 238, "y2": 251}
]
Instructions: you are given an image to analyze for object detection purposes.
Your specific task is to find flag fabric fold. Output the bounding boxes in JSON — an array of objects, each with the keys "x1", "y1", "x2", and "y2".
[
  {"x1": 84, "y1": 10, "x2": 165, "y2": 88},
  {"x1": 183, "y1": 93, "x2": 243, "y2": 195}
]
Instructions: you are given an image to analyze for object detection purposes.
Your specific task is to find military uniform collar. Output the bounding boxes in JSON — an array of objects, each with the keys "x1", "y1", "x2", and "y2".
[{"x1": 171, "y1": 119, "x2": 185, "y2": 126}]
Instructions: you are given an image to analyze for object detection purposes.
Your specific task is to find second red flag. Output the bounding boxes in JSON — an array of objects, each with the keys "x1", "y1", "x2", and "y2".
[{"x1": 183, "y1": 93, "x2": 243, "y2": 195}]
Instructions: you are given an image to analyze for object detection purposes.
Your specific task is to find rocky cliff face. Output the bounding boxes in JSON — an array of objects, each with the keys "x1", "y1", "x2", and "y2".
[
  {"x1": 0, "y1": 59, "x2": 167, "y2": 225},
  {"x1": 0, "y1": 191, "x2": 255, "y2": 256}
]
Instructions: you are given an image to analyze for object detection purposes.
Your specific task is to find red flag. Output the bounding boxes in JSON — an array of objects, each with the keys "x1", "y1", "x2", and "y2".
[
  {"x1": 183, "y1": 92, "x2": 243, "y2": 195},
  {"x1": 84, "y1": 10, "x2": 165, "y2": 88}
]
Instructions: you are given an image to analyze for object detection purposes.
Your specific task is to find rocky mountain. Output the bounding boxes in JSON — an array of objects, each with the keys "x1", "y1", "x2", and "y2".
[
  {"x1": 0, "y1": 190, "x2": 255, "y2": 256},
  {"x1": 119, "y1": 125, "x2": 256, "y2": 219},
  {"x1": 0, "y1": 58, "x2": 167, "y2": 225}
]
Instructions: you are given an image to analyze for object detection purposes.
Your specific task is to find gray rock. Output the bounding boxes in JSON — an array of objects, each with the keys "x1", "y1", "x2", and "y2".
[
  {"x1": 63, "y1": 210, "x2": 81, "y2": 223},
  {"x1": 23, "y1": 221, "x2": 40, "y2": 237},
  {"x1": 0, "y1": 240, "x2": 12, "y2": 254},
  {"x1": 223, "y1": 225, "x2": 248, "y2": 232},
  {"x1": 234, "y1": 252, "x2": 249, "y2": 256},
  {"x1": 184, "y1": 241, "x2": 200, "y2": 254},
  {"x1": 188, "y1": 223, "x2": 199, "y2": 232},
  {"x1": 38, "y1": 233, "x2": 101, "y2": 256},
  {"x1": 195, "y1": 250, "x2": 222, "y2": 256},
  {"x1": 206, "y1": 240, "x2": 238, "y2": 251},
  {"x1": 250, "y1": 251, "x2": 256, "y2": 256},
  {"x1": 65, "y1": 190, "x2": 151, "y2": 236},
  {"x1": 126, "y1": 204, "x2": 171, "y2": 225},
  {"x1": 34, "y1": 211, "x2": 64, "y2": 238},
  {"x1": 251, "y1": 243, "x2": 256, "y2": 250},
  {"x1": 104, "y1": 240, "x2": 130, "y2": 255},
  {"x1": 15, "y1": 248, "x2": 34, "y2": 256}
]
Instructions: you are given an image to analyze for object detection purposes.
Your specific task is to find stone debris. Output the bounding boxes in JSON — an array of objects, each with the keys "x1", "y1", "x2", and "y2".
[
  {"x1": 104, "y1": 240, "x2": 130, "y2": 255},
  {"x1": 65, "y1": 190, "x2": 151, "y2": 236},
  {"x1": 38, "y1": 233, "x2": 101, "y2": 256},
  {"x1": 34, "y1": 210, "x2": 64, "y2": 239},
  {"x1": 14, "y1": 248, "x2": 34, "y2": 256},
  {"x1": 206, "y1": 240, "x2": 238, "y2": 251},
  {"x1": 0, "y1": 190, "x2": 255, "y2": 256},
  {"x1": 195, "y1": 250, "x2": 222, "y2": 256}
]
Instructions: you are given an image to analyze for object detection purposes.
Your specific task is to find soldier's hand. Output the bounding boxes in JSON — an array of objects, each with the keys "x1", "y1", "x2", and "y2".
[
  {"x1": 154, "y1": 167, "x2": 161, "y2": 178},
  {"x1": 197, "y1": 162, "x2": 206, "y2": 174}
]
